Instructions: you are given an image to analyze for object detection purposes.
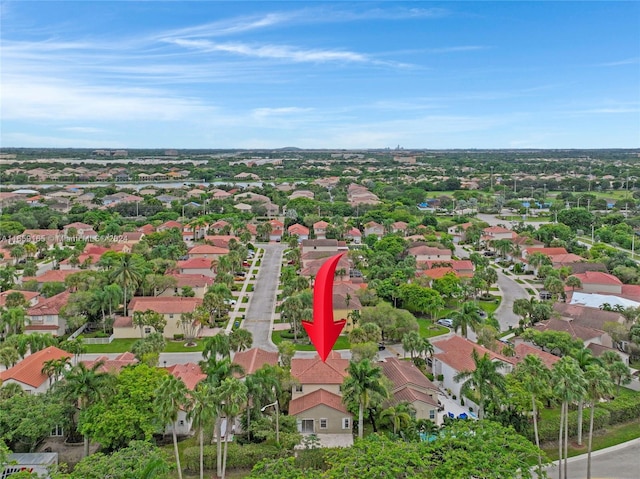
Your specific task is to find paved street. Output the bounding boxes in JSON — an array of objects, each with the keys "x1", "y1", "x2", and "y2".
[
  {"x1": 494, "y1": 268, "x2": 530, "y2": 330},
  {"x1": 240, "y1": 243, "x2": 286, "y2": 351},
  {"x1": 540, "y1": 438, "x2": 640, "y2": 479}
]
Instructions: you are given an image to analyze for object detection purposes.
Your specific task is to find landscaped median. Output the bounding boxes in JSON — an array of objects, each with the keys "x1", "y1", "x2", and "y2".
[{"x1": 83, "y1": 338, "x2": 205, "y2": 354}]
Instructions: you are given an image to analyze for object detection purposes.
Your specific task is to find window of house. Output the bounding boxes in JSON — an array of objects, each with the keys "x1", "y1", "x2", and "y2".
[
  {"x1": 319, "y1": 419, "x2": 328, "y2": 429},
  {"x1": 429, "y1": 410, "x2": 435, "y2": 420},
  {"x1": 179, "y1": 420, "x2": 184, "y2": 426},
  {"x1": 294, "y1": 384, "x2": 303, "y2": 392},
  {"x1": 342, "y1": 418, "x2": 350, "y2": 430},
  {"x1": 51, "y1": 425, "x2": 64, "y2": 437},
  {"x1": 169, "y1": 314, "x2": 174, "y2": 319},
  {"x1": 144, "y1": 327, "x2": 151, "y2": 334}
]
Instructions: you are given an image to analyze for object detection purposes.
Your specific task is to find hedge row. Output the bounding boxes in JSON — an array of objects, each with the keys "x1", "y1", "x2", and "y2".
[
  {"x1": 597, "y1": 393, "x2": 640, "y2": 425},
  {"x1": 183, "y1": 442, "x2": 286, "y2": 472},
  {"x1": 537, "y1": 408, "x2": 610, "y2": 443}
]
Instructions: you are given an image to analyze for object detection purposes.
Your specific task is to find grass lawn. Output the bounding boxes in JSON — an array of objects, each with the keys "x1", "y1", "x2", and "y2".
[
  {"x1": 271, "y1": 330, "x2": 351, "y2": 351},
  {"x1": 84, "y1": 338, "x2": 205, "y2": 354},
  {"x1": 418, "y1": 319, "x2": 449, "y2": 338}
]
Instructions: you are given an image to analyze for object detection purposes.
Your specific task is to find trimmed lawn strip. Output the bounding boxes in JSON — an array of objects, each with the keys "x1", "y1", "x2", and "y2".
[
  {"x1": 84, "y1": 338, "x2": 204, "y2": 354},
  {"x1": 271, "y1": 330, "x2": 350, "y2": 351}
]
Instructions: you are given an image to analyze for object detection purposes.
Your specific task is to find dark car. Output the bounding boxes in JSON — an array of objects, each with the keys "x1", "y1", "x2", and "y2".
[{"x1": 378, "y1": 342, "x2": 386, "y2": 351}]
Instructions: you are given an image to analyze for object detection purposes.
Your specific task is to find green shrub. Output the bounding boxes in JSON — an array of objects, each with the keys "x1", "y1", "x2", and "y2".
[
  {"x1": 184, "y1": 442, "x2": 286, "y2": 473},
  {"x1": 597, "y1": 393, "x2": 640, "y2": 425},
  {"x1": 537, "y1": 407, "x2": 611, "y2": 443},
  {"x1": 295, "y1": 448, "x2": 329, "y2": 470},
  {"x1": 173, "y1": 334, "x2": 185, "y2": 340}
]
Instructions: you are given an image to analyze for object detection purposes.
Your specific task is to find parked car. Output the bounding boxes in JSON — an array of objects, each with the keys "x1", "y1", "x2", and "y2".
[
  {"x1": 378, "y1": 342, "x2": 386, "y2": 351},
  {"x1": 224, "y1": 298, "x2": 237, "y2": 306},
  {"x1": 437, "y1": 318, "x2": 453, "y2": 327},
  {"x1": 477, "y1": 309, "x2": 487, "y2": 318}
]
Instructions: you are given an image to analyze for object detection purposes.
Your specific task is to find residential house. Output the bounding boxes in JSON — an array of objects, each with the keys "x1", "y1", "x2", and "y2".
[
  {"x1": 301, "y1": 253, "x2": 350, "y2": 279},
  {"x1": 344, "y1": 227, "x2": 362, "y2": 244},
  {"x1": 176, "y1": 258, "x2": 216, "y2": 278},
  {"x1": 511, "y1": 343, "x2": 560, "y2": 369},
  {"x1": 381, "y1": 357, "x2": 440, "y2": 424},
  {"x1": 407, "y1": 245, "x2": 452, "y2": 264},
  {"x1": 391, "y1": 221, "x2": 409, "y2": 236},
  {"x1": 157, "y1": 220, "x2": 183, "y2": 232},
  {"x1": 313, "y1": 221, "x2": 329, "y2": 240},
  {"x1": 187, "y1": 244, "x2": 229, "y2": 260},
  {"x1": 284, "y1": 224, "x2": 307, "y2": 242},
  {"x1": 447, "y1": 222, "x2": 473, "y2": 244},
  {"x1": 0, "y1": 290, "x2": 41, "y2": 308},
  {"x1": 0, "y1": 346, "x2": 71, "y2": 394},
  {"x1": 138, "y1": 224, "x2": 156, "y2": 235},
  {"x1": 268, "y1": 219, "x2": 285, "y2": 242},
  {"x1": 332, "y1": 282, "x2": 364, "y2": 333},
  {"x1": 533, "y1": 317, "x2": 613, "y2": 349},
  {"x1": 115, "y1": 297, "x2": 203, "y2": 339},
  {"x1": 204, "y1": 235, "x2": 239, "y2": 249},
  {"x1": 164, "y1": 273, "x2": 214, "y2": 298},
  {"x1": 234, "y1": 203, "x2": 253, "y2": 213},
  {"x1": 165, "y1": 363, "x2": 207, "y2": 435},
  {"x1": 209, "y1": 220, "x2": 231, "y2": 234},
  {"x1": 289, "y1": 190, "x2": 315, "y2": 200},
  {"x1": 21, "y1": 269, "x2": 82, "y2": 288},
  {"x1": 363, "y1": 221, "x2": 384, "y2": 238},
  {"x1": 289, "y1": 352, "x2": 352, "y2": 436},
  {"x1": 432, "y1": 336, "x2": 514, "y2": 411},
  {"x1": 232, "y1": 348, "x2": 279, "y2": 376},
  {"x1": 82, "y1": 352, "x2": 138, "y2": 374},
  {"x1": 62, "y1": 222, "x2": 97, "y2": 240},
  {"x1": 568, "y1": 271, "x2": 623, "y2": 295},
  {"x1": 301, "y1": 239, "x2": 347, "y2": 256},
  {"x1": 25, "y1": 290, "x2": 71, "y2": 336},
  {"x1": 482, "y1": 226, "x2": 516, "y2": 243}
]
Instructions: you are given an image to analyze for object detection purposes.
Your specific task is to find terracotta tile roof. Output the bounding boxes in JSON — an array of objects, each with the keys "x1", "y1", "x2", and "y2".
[
  {"x1": 158, "y1": 220, "x2": 183, "y2": 230},
  {"x1": 301, "y1": 239, "x2": 340, "y2": 248},
  {"x1": 27, "y1": 290, "x2": 71, "y2": 316},
  {"x1": 345, "y1": 227, "x2": 362, "y2": 237},
  {"x1": 113, "y1": 315, "x2": 132, "y2": 328},
  {"x1": 553, "y1": 303, "x2": 622, "y2": 329},
  {"x1": 587, "y1": 343, "x2": 625, "y2": 359},
  {"x1": 168, "y1": 273, "x2": 214, "y2": 288},
  {"x1": 571, "y1": 271, "x2": 622, "y2": 286},
  {"x1": 128, "y1": 296, "x2": 202, "y2": 314},
  {"x1": 166, "y1": 363, "x2": 206, "y2": 390},
  {"x1": 0, "y1": 290, "x2": 40, "y2": 307},
  {"x1": 0, "y1": 346, "x2": 71, "y2": 388},
  {"x1": 392, "y1": 387, "x2": 439, "y2": 408},
  {"x1": 64, "y1": 222, "x2": 92, "y2": 230},
  {"x1": 82, "y1": 352, "x2": 138, "y2": 374},
  {"x1": 121, "y1": 232, "x2": 145, "y2": 241},
  {"x1": 533, "y1": 318, "x2": 603, "y2": 342},
  {"x1": 513, "y1": 344, "x2": 560, "y2": 369},
  {"x1": 433, "y1": 336, "x2": 514, "y2": 373},
  {"x1": 23, "y1": 269, "x2": 82, "y2": 284},
  {"x1": 313, "y1": 221, "x2": 329, "y2": 229},
  {"x1": 288, "y1": 224, "x2": 310, "y2": 235},
  {"x1": 620, "y1": 284, "x2": 640, "y2": 300},
  {"x1": 408, "y1": 246, "x2": 451, "y2": 257},
  {"x1": 188, "y1": 244, "x2": 229, "y2": 255},
  {"x1": 232, "y1": 348, "x2": 279, "y2": 376},
  {"x1": 525, "y1": 247, "x2": 569, "y2": 256},
  {"x1": 203, "y1": 235, "x2": 239, "y2": 248},
  {"x1": 289, "y1": 388, "x2": 350, "y2": 415},
  {"x1": 245, "y1": 224, "x2": 257, "y2": 235},
  {"x1": 569, "y1": 263, "x2": 607, "y2": 274},
  {"x1": 138, "y1": 224, "x2": 155, "y2": 234},
  {"x1": 209, "y1": 220, "x2": 230, "y2": 229},
  {"x1": 301, "y1": 256, "x2": 349, "y2": 278},
  {"x1": 177, "y1": 258, "x2": 215, "y2": 270},
  {"x1": 511, "y1": 235, "x2": 544, "y2": 247},
  {"x1": 484, "y1": 226, "x2": 514, "y2": 234},
  {"x1": 424, "y1": 259, "x2": 474, "y2": 271},
  {"x1": 291, "y1": 352, "x2": 348, "y2": 385},
  {"x1": 381, "y1": 357, "x2": 438, "y2": 393}
]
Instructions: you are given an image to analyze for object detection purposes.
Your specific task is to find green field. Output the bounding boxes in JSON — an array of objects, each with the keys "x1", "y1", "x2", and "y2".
[{"x1": 84, "y1": 338, "x2": 205, "y2": 354}]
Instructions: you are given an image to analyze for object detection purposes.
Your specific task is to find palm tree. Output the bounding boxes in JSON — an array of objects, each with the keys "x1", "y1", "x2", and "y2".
[
  {"x1": 451, "y1": 301, "x2": 482, "y2": 338},
  {"x1": 111, "y1": 253, "x2": 145, "y2": 316},
  {"x1": 217, "y1": 377, "x2": 248, "y2": 479},
  {"x1": 342, "y1": 359, "x2": 389, "y2": 439},
  {"x1": 229, "y1": 328, "x2": 253, "y2": 353},
  {"x1": 0, "y1": 346, "x2": 19, "y2": 369},
  {"x1": 551, "y1": 356, "x2": 586, "y2": 479},
  {"x1": 379, "y1": 402, "x2": 415, "y2": 435},
  {"x1": 402, "y1": 331, "x2": 422, "y2": 359},
  {"x1": 454, "y1": 349, "x2": 507, "y2": 419},
  {"x1": 244, "y1": 365, "x2": 280, "y2": 441},
  {"x1": 187, "y1": 382, "x2": 216, "y2": 479},
  {"x1": 202, "y1": 333, "x2": 231, "y2": 361},
  {"x1": 584, "y1": 364, "x2": 614, "y2": 479},
  {"x1": 155, "y1": 374, "x2": 190, "y2": 479},
  {"x1": 514, "y1": 354, "x2": 550, "y2": 473},
  {"x1": 57, "y1": 360, "x2": 114, "y2": 457},
  {"x1": 528, "y1": 252, "x2": 552, "y2": 275},
  {"x1": 565, "y1": 275, "x2": 582, "y2": 292},
  {"x1": 420, "y1": 338, "x2": 434, "y2": 361},
  {"x1": 571, "y1": 348, "x2": 599, "y2": 446},
  {"x1": 0, "y1": 307, "x2": 26, "y2": 337},
  {"x1": 604, "y1": 358, "x2": 632, "y2": 395}
]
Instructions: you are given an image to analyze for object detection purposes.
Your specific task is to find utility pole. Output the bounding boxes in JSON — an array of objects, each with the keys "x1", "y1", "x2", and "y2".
[{"x1": 490, "y1": 166, "x2": 494, "y2": 190}]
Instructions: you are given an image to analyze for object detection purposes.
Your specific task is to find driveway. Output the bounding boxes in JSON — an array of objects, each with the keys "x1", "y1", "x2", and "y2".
[
  {"x1": 241, "y1": 243, "x2": 286, "y2": 351},
  {"x1": 494, "y1": 269, "x2": 530, "y2": 331}
]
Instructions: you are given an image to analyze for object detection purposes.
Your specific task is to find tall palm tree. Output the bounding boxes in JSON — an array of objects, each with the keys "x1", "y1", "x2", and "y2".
[
  {"x1": 202, "y1": 333, "x2": 231, "y2": 361},
  {"x1": 244, "y1": 365, "x2": 280, "y2": 441},
  {"x1": 454, "y1": 349, "x2": 507, "y2": 419},
  {"x1": 584, "y1": 364, "x2": 614, "y2": 479},
  {"x1": 155, "y1": 374, "x2": 190, "y2": 479},
  {"x1": 451, "y1": 301, "x2": 482, "y2": 338},
  {"x1": 603, "y1": 356, "x2": 632, "y2": 395},
  {"x1": 217, "y1": 377, "x2": 248, "y2": 479},
  {"x1": 571, "y1": 348, "x2": 599, "y2": 446},
  {"x1": 402, "y1": 331, "x2": 422, "y2": 359},
  {"x1": 514, "y1": 354, "x2": 550, "y2": 473},
  {"x1": 551, "y1": 356, "x2": 586, "y2": 479},
  {"x1": 111, "y1": 253, "x2": 145, "y2": 316},
  {"x1": 57, "y1": 360, "x2": 114, "y2": 457},
  {"x1": 342, "y1": 359, "x2": 389, "y2": 439},
  {"x1": 187, "y1": 382, "x2": 216, "y2": 479}
]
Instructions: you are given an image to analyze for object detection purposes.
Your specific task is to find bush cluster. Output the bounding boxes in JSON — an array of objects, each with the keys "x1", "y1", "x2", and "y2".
[
  {"x1": 183, "y1": 442, "x2": 286, "y2": 472},
  {"x1": 537, "y1": 408, "x2": 610, "y2": 443}
]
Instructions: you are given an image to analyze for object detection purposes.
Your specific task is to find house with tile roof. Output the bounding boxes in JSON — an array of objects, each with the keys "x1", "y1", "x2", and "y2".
[
  {"x1": 363, "y1": 221, "x2": 384, "y2": 238},
  {"x1": 209, "y1": 220, "x2": 231, "y2": 234},
  {"x1": 0, "y1": 290, "x2": 41, "y2": 308},
  {"x1": 21, "y1": 269, "x2": 83, "y2": 287},
  {"x1": 289, "y1": 388, "x2": 353, "y2": 435},
  {"x1": 115, "y1": 297, "x2": 203, "y2": 339},
  {"x1": 157, "y1": 220, "x2": 183, "y2": 232},
  {"x1": 512, "y1": 343, "x2": 560, "y2": 369},
  {"x1": 344, "y1": 227, "x2": 362, "y2": 244},
  {"x1": 290, "y1": 351, "x2": 348, "y2": 401},
  {"x1": 82, "y1": 352, "x2": 137, "y2": 374},
  {"x1": 381, "y1": 357, "x2": 440, "y2": 424},
  {"x1": 313, "y1": 221, "x2": 329, "y2": 240},
  {"x1": 268, "y1": 219, "x2": 284, "y2": 242},
  {"x1": 26, "y1": 290, "x2": 71, "y2": 336},
  {"x1": 187, "y1": 244, "x2": 229, "y2": 260},
  {"x1": 407, "y1": 245, "x2": 452, "y2": 263},
  {"x1": 391, "y1": 221, "x2": 409, "y2": 235},
  {"x1": 287, "y1": 223, "x2": 310, "y2": 241},
  {"x1": 163, "y1": 273, "x2": 213, "y2": 298},
  {"x1": 232, "y1": 348, "x2": 279, "y2": 376},
  {"x1": 432, "y1": 336, "x2": 514, "y2": 410},
  {"x1": 176, "y1": 257, "x2": 216, "y2": 278},
  {"x1": 447, "y1": 222, "x2": 473, "y2": 244},
  {"x1": 569, "y1": 271, "x2": 623, "y2": 295},
  {"x1": 482, "y1": 225, "x2": 516, "y2": 242},
  {"x1": 533, "y1": 317, "x2": 612, "y2": 349},
  {"x1": 0, "y1": 346, "x2": 71, "y2": 394}
]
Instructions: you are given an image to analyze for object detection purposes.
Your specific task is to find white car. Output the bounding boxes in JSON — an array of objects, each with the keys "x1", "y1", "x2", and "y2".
[
  {"x1": 437, "y1": 318, "x2": 453, "y2": 327},
  {"x1": 224, "y1": 299, "x2": 237, "y2": 306}
]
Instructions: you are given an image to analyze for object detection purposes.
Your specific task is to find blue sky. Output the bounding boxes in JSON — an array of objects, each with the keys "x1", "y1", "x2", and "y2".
[{"x1": 1, "y1": 1, "x2": 638, "y2": 149}]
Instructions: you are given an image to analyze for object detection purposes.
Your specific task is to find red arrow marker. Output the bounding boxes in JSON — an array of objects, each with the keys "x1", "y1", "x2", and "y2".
[{"x1": 302, "y1": 253, "x2": 346, "y2": 362}]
